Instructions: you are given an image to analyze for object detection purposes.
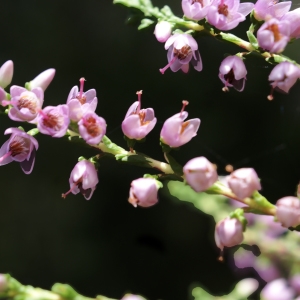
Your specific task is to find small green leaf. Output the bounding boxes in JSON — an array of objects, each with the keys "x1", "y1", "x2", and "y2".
[
  {"x1": 138, "y1": 18, "x2": 154, "y2": 30},
  {"x1": 246, "y1": 30, "x2": 258, "y2": 49},
  {"x1": 160, "y1": 5, "x2": 174, "y2": 18},
  {"x1": 51, "y1": 283, "x2": 78, "y2": 299},
  {"x1": 102, "y1": 135, "x2": 127, "y2": 153},
  {"x1": 116, "y1": 153, "x2": 152, "y2": 168}
]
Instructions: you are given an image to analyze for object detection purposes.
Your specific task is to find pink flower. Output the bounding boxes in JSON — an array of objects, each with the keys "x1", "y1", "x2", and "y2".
[
  {"x1": 253, "y1": 0, "x2": 291, "y2": 21},
  {"x1": 128, "y1": 178, "x2": 159, "y2": 208},
  {"x1": 282, "y1": 8, "x2": 300, "y2": 39},
  {"x1": 0, "y1": 127, "x2": 38, "y2": 174},
  {"x1": 78, "y1": 111, "x2": 106, "y2": 145},
  {"x1": 219, "y1": 55, "x2": 247, "y2": 92},
  {"x1": 257, "y1": 18, "x2": 290, "y2": 53},
  {"x1": 261, "y1": 279, "x2": 295, "y2": 300},
  {"x1": 122, "y1": 90, "x2": 157, "y2": 140},
  {"x1": 182, "y1": 0, "x2": 213, "y2": 21},
  {"x1": 207, "y1": 0, "x2": 254, "y2": 31},
  {"x1": 160, "y1": 101, "x2": 200, "y2": 147},
  {"x1": 159, "y1": 33, "x2": 202, "y2": 74},
  {"x1": 37, "y1": 105, "x2": 70, "y2": 137},
  {"x1": 67, "y1": 78, "x2": 98, "y2": 122},
  {"x1": 62, "y1": 160, "x2": 99, "y2": 200},
  {"x1": 276, "y1": 196, "x2": 300, "y2": 228},
  {"x1": 28, "y1": 68, "x2": 56, "y2": 91},
  {"x1": 215, "y1": 217, "x2": 244, "y2": 250},
  {"x1": 4, "y1": 86, "x2": 44, "y2": 122},
  {"x1": 121, "y1": 295, "x2": 146, "y2": 300},
  {"x1": 183, "y1": 156, "x2": 218, "y2": 192},
  {"x1": 267, "y1": 62, "x2": 300, "y2": 100},
  {"x1": 154, "y1": 21, "x2": 172, "y2": 43},
  {"x1": 227, "y1": 168, "x2": 261, "y2": 199},
  {"x1": 0, "y1": 60, "x2": 13, "y2": 89}
]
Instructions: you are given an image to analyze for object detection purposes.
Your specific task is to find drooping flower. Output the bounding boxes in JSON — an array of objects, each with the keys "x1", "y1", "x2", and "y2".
[
  {"x1": 3, "y1": 86, "x2": 44, "y2": 122},
  {"x1": 160, "y1": 101, "x2": 200, "y2": 147},
  {"x1": 218, "y1": 55, "x2": 247, "y2": 92},
  {"x1": 215, "y1": 217, "x2": 244, "y2": 250},
  {"x1": 78, "y1": 111, "x2": 106, "y2": 145},
  {"x1": 67, "y1": 78, "x2": 98, "y2": 122},
  {"x1": 281, "y1": 8, "x2": 300, "y2": 39},
  {"x1": 267, "y1": 62, "x2": 300, "y2": 100},
  {"x1": 159, "y1": 33, "x2": 202, "y2": 74},
  {"x1": 154, "y1": 21, "x2": 172, "y2": 43},
  {"x1": 253, "y1": 0, "x2": 291, "y2": 21},
  {"x1": 261, "y1": 279, "x2": 295, "y2": 300},
  {"x1": 183, "y1": 156, "x2": 218, "y2": 192},
  {"x1": 257, "y1": 18, "x2": 290, "y2": 53},
  {"x1": 226, "y1": 168, "x2": 261, "y2": 199},
  {"x1": 275, "y1": 196, "x2": 300, "y2": 228},
  {"x1": 182, "y1": 0, "x2": 213, "y2": 21},
  {"x1": 206, "y1": 0, "x2": 254, "y2": 31},
  {"x1": 27, "y1": 68, "x2": 56, "y2": 91},
  {"x1": 37, "y1": 104, "x2": 70, "y2": 137},
  {"x1": 122, "y1": 90, "x2": 157, "y2": 140},
  {"x1": 0, "y1": 60, "x2": 13, "y2": 89},
  {"x1": 0, "y1": 127, "x2": 38, "y2": 174},
  {"x1": 128, "y1": 178, "x2": 159, "y2": 208},
  {"x1": 62, "y1": 160, "x2": 99, "y2": 200}
]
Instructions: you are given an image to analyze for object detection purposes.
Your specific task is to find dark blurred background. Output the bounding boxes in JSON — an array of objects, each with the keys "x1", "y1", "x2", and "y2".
[{"x1": 0, "y1": 0, "x2": 300, "y2": 299}]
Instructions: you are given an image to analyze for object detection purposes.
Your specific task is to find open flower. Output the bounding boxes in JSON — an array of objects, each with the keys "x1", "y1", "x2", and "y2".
[
  {"x1": 182, "y1": 0, "x2": 213, "y2": 21},
  {"x1": 207, "y1": 0, "x2": 254, "y2": 31},
  {"x1": 219, "y1": 55, "x2": 247, "y2": 92},
  {"x1": 160, "y1": 101, "x2": 200, "y2": 147},
  {"x1": 253, "y1": 0, "x2": 291, "y2": 21},
  {"x1": 122, "y1": 90, "x2": 157, "y2": 140},
  {"x1": 282, "y1": 8, "x2": 300, "y2": 39},
  {"x1": 159, "y1": 33, "x2": 202, "y2": 74},
  {"x1": 0, "y1": 127, "x2": 38, "y2": 174},
  {"x1": 67, "y1": 78, "x2": 98, "y2": 122},
  {"x1": 62, "y1": 160, "x2": 99, "y2": 200}
]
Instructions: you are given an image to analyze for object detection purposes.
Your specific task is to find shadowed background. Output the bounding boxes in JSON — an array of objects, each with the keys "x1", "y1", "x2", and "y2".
[{"x1": 0, "y1": 0, "x2": 300, "y2": 299}]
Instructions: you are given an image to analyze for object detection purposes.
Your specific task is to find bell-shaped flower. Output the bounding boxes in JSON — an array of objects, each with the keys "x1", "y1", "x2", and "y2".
[
  {"x1": 122, "y1": 91, "x2": 157, "y2": 140},
  {"x1": 78, "y1": 111, "x2": 106, "y2": 145},
  {"x1": 281, "y1": 8, "x2": 300, "y2": 39},
  {"x1": 154, "y1": 21, "x2": 172, "y2": 43},
  {"x1": 207, "y1": 0, "x2": 254, "y2": 31},
  {"x1": 215, "y1": 217, "x2": 244, "y2": 250},
  {"x1": 267, "y1": 62, "x2": 300, "y2": 100},
  {"x1": 183, "y1": 156, "x2": 218, "y2": 192},
  {"x1": 27, "y1": 68, "x2": 56, "y2": 91},
  {"x1": 0, "y1": 127, "x2": 38, "y2": 174},
  {"x1": 227, "y1": 168, "x2": 261, "y2": 199},
  {"x1": 219, "y1": 55, "x2": 247, "y2": 92},
  {"x1": 67, "y1": 78, "x2": 98, "y2": 122},
  {"x1": 160, "y1": 101, "x2": 200, "y2": 147},
  {"x1": 62, "y1": 160, "x2": 99, "y2": 200},
  {"x1": 159, "y1": 33, "x2": 202, "y2": 74},
  {"x1": 3, "y1": 86, "x2": 44, "y2": 122},
  {"x1": 0, "y1": 60, "x2": 13, "y2": 89},
  {"x1": 37, "y1": 104, "x2": 70, "y2": 138},
  {"x1": 261, "y1": 279, "x2": 295, "y2": 300},
  {"x1": 128, "y1": 178, "x2": 159, "y2": 208},
  {"x1": 275, "y1": 196, "x2": 300, "y2": 228},
  {"x1": 253, "y1": 0, "x2": 291, "y2": 21},
  {"x1": 257, "y1": 18, "x2": 290, "y2": 53},
  {"x1": 182, "y1": 0, "x2": 213, "y2": 21}
]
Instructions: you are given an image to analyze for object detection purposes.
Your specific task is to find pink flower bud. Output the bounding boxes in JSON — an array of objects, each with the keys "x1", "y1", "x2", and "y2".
[
  {"x1": 182, "y1": 0, "x2": 213, "y2": 21},
  {"x1": 226, "y1": 168, "x2": 261, "y2": 199},
  {"x1": 183, "y1": 156, "x2": 218, "y2": 192},
  {"x1": 0, "y1": 60, "x2": 13, "y2": 89},
  {"x1": 128, "y1": 178, "x2": 159, "y2": 208},
  {"x1": 215, "y1": 217, "x2": 244, "y2": 250},
  {"x1": 275, "y1": 196, "x2": 300, "y2": 228},
  {"x1": 154, "y1": 21, "x2": 172, "y2": 43},
  {"x1": 62, "y1": 160, "x2": 99, "y2": 200},
  {"x1": 254, "y1": 0, "x2": 291, "y2": 21},
  {"x1": 121, "y1": 295, "x2": 146, "y2": 300},
  {"x1": 219, "y1": 56, "x2": 247, "y2": 92},
  {"x1": 261, "y1": 279, "x2": 295, "y2": 300},
  {"x1": 28, "y1": 68, "x2": 56, "y2": 91},
  {"x1": 160, "y1": 101, "x2": 200, "y2": 147}
]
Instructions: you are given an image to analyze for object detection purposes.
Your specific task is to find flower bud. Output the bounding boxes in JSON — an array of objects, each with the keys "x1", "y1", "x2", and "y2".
[
  {"x1": 226, "y1": 168, "x2": 261, "y2": 199},
  {"x1": 275, "y1": 196, "x2": 300, "y2": 228},
  {"x1": 28, "y1": 68, "x2": 56, "y2": 91},
  {"x1": 0, "y1": 60, "x2": 13, "y2": 89},
  {"x1": 215, "y1": 217, "x2": 244, "y2": 250},
  {"x1": 154, "y1": 21, "x2": 172, "y2": 43},
  {"x1": 128, "y1": 178, "x2": 159, "y2": 208},
  {"x1": 121, "y1": 295, "x2": 146, "y2": 300},
  {"x1": 261, "y1": 279, "x2": 295, "y2": 300},
  {"x1": 183, "y1": 156, "x2": 218, "y2": 192},
  {"x1": 0, "y1": 274, "x2": 7, "y2": 292}
]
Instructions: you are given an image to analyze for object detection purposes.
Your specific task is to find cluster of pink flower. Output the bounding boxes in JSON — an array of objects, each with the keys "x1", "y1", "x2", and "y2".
[{"x1": 154, "y1": 0, "x2": 300, "y2": 97}]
